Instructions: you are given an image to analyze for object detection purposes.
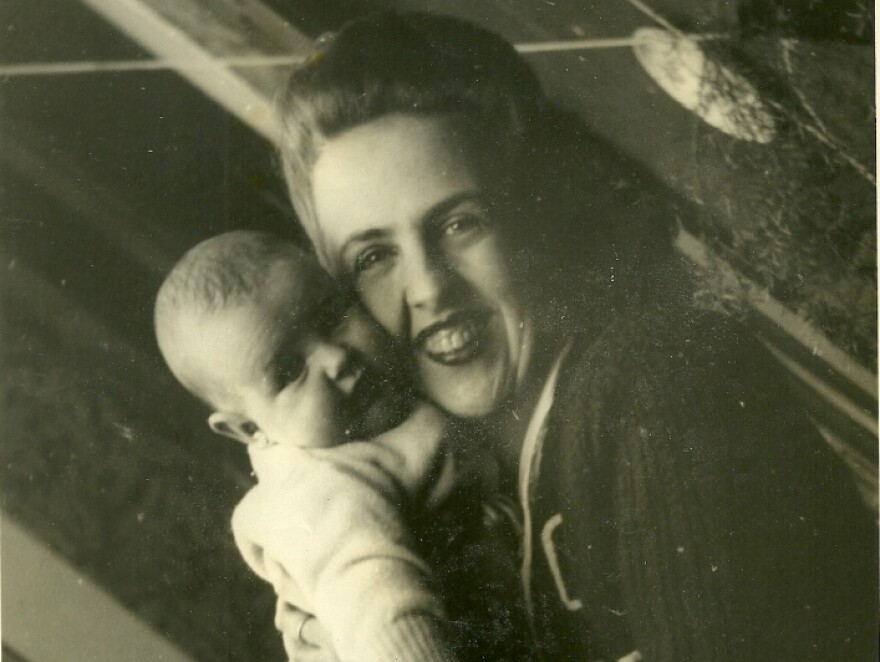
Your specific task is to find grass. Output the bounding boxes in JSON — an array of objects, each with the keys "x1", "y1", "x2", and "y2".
[{"x1": 1, "y1": 262, "x2": 282, "y2": 661}]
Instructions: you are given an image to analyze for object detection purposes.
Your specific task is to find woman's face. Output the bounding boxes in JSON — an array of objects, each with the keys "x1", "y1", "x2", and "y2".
[{"x1": 310, "y1": 113, "x2": 532, "y2": 417}]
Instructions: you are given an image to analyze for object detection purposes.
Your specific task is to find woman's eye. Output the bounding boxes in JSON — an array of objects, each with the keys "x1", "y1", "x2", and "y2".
[
  {"x1": 440, "y1": 213, "x2": 486, "y2": 238},
  {"x1": 353, "y1": 246, "x2": 393, "y2": 273}
]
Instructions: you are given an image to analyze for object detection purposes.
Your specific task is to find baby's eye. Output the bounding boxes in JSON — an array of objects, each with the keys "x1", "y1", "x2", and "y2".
[
  {"x1": 353, "y1": 245, "x2": 394, "y2": 274},
  {"x1": 313, "y1": 298, "x2": 349, "y2": 336},
  {"x1": 273, "y1": 354, "x2": 306, "y2": 389}
]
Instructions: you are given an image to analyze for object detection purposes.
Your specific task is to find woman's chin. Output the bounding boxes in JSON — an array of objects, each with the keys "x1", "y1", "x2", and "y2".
[{"x1": 418, "y1": 355, "x2": 508, "y2": 418}]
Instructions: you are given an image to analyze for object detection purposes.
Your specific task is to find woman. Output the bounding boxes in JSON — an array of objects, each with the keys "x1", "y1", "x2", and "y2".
[{"x1": 270, "y1": 12, "x2": 876, "y2": 661}]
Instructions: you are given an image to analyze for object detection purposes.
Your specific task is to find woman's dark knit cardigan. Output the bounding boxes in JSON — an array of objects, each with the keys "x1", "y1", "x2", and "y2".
[{"x1": 525, "y1": 300, "x2": 877, "y2": 661}]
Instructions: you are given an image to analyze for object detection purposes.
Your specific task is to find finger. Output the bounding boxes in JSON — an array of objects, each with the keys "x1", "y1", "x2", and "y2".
[
  {"x1": 286, "y1": 646, "x2": 339, "y2": 662},
  {"x1": 275, "y1": 603, "x2": 334, "y2": 652},
  {"x1": 287, "y1": 640, "x2": 341, "y2": 662},
  {"x1": 282, "y1": 634, "x2": 317, "y2": 661},
  {"x1": 300, "y1": 616, "x2": 333, "y2": 650},
  {"x1": 275, "y1": 601, "x2": 315, "y2": 638},
  {"x1": 275, "y1": 598, "x2": 290, "y2": 632},
  {"x1": 282, "y1": 628, "x2": 339, "y2": 662},
  {"x1": 275, "y1": 599, "x2": 299, "y2": 632}
]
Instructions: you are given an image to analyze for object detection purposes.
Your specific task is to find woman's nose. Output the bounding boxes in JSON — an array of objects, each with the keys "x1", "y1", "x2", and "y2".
[
  {"x1": 308, "y1": 341, "x2": 360, "y2": 395},
  {"x1": 401, "y1": 243, "x2": 446, "y2": 312}
]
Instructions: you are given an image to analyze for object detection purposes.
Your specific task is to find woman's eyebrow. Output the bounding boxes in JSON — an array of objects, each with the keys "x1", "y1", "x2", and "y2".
[
  {"x1": 421, "y1": 190, "x2": 484, "y2": 226},
  {"x1": 338, "y1": 190, "x2": 484, "y2": 255},
  {"x1": 339, "y1": 228, "x2": 389, "y2": 256}
]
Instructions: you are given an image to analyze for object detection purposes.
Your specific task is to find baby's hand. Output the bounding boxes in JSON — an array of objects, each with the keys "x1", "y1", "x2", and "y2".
[
  {"x1": 275, "y1": 601, "x2": 339, "y2": 662},
  {"x1": 264, "y1": 556, "x2": 311, "y2": 613},
  {"x1": 332, "y1": 401, "x2": 455, "y2": 505},
  {"x1": 248, "y1": 400, "x2": 451, "y2": 490}
]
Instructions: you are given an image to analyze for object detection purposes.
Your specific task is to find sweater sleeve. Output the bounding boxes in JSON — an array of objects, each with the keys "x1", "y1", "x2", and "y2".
[
  {"x1": 550, "y1": 315, "x2": 877, "y2": 661},
  {"x1": 231, "y1": 444, "x2": 457, "y2": 662}
]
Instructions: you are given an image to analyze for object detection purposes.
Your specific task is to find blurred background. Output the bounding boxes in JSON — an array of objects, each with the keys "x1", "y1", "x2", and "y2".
[{"x1": 1, "y1": 1, "x2": 875, "y2": 660}]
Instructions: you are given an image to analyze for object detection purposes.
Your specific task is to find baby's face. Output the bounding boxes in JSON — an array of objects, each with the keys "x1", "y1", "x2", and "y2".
[{"x1": 200, "y1": 261, "x2": 413, "y2": 448}]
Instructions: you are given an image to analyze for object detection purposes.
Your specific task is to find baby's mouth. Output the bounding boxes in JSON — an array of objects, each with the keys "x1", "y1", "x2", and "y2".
[{"x1": 414, "y1": 312, "x2": 489, "y2": 366}]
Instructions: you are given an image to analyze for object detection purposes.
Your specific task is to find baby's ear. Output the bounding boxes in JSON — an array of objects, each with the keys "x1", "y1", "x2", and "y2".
[{"x1": 207, "y1": 412, "x2": 260, "y2": 445}]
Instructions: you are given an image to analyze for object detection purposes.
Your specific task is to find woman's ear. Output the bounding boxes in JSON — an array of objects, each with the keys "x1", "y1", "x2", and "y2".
[{"x1": 207, "y1": 412, "x2": 260, "y2": 445}]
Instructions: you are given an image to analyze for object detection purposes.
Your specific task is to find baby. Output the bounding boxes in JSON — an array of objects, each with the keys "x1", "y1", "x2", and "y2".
[
  {"x1": 154, "y1": 230, "x2": 418, "y2": 454},
  {"x1": 154, "y1": 231, "x2": 517, "y2": 662}
]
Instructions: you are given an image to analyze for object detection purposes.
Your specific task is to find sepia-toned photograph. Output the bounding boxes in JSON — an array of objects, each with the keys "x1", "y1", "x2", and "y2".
[{"x1": 1, "y1": 1, "x2": 876, "y2": 660}]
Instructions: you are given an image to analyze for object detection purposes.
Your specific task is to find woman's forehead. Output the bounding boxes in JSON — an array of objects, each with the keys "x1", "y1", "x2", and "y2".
[{"x1": 310, "y1": 113, "x2": 492, "y2": 248}]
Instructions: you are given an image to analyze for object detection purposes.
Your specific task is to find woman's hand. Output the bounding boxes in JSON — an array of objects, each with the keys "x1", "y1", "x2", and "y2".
[
  {"x1": 275, "y1": 600, "x2": 339, "y2": 662},
  {"x1": 232, "y1": 437, "x2": 447, "y2": 661}
]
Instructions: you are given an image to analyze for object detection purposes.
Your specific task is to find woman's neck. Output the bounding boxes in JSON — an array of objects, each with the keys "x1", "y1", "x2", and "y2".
[{"x1": 481, "y1": 320, "x2": 568, "y2": 490}]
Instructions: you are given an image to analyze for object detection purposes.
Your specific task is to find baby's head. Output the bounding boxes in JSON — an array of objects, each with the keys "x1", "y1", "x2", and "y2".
[{"x1": 155, "y1": 231, "x2": 414, "y2": 449}]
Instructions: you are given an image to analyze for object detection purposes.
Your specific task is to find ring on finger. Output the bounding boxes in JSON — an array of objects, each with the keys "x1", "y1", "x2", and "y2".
[{"x1": 295, "y1": 612, "x2": 314, "y2": 645}]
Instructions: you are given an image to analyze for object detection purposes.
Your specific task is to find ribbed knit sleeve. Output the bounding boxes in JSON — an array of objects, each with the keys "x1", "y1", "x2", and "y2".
[{"x1": 537, "y1": 308, "x2": 877, "y2": 661}]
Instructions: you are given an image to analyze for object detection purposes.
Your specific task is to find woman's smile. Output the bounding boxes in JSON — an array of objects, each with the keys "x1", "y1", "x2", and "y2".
[{"x1": 414, "y1": 310, "x2": 491, "y2": 365}]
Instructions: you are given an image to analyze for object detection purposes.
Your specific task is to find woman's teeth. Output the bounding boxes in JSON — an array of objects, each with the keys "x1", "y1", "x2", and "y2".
[
  {"x1": 418, "y1": 315, "x2": 487, "y2": 364},
  {"x1": 423, "y1": 325, "x2": 475, "y2": 354}
]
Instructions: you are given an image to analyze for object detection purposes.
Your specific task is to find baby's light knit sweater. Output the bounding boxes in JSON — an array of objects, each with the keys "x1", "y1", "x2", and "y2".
[{"x1": 232, "y1": 404, "x2": 463, "y2": 662}]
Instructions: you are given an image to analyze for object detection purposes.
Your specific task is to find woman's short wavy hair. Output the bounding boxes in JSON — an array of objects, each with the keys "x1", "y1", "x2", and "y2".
[{"x1": 276, "y1": 11, "x2": 548, "y2": 262}]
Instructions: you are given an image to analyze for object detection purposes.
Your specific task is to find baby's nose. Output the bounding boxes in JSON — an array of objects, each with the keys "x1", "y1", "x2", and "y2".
[{"x1": 309, "y1": 342, "x2": 361, "y2": 394}]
